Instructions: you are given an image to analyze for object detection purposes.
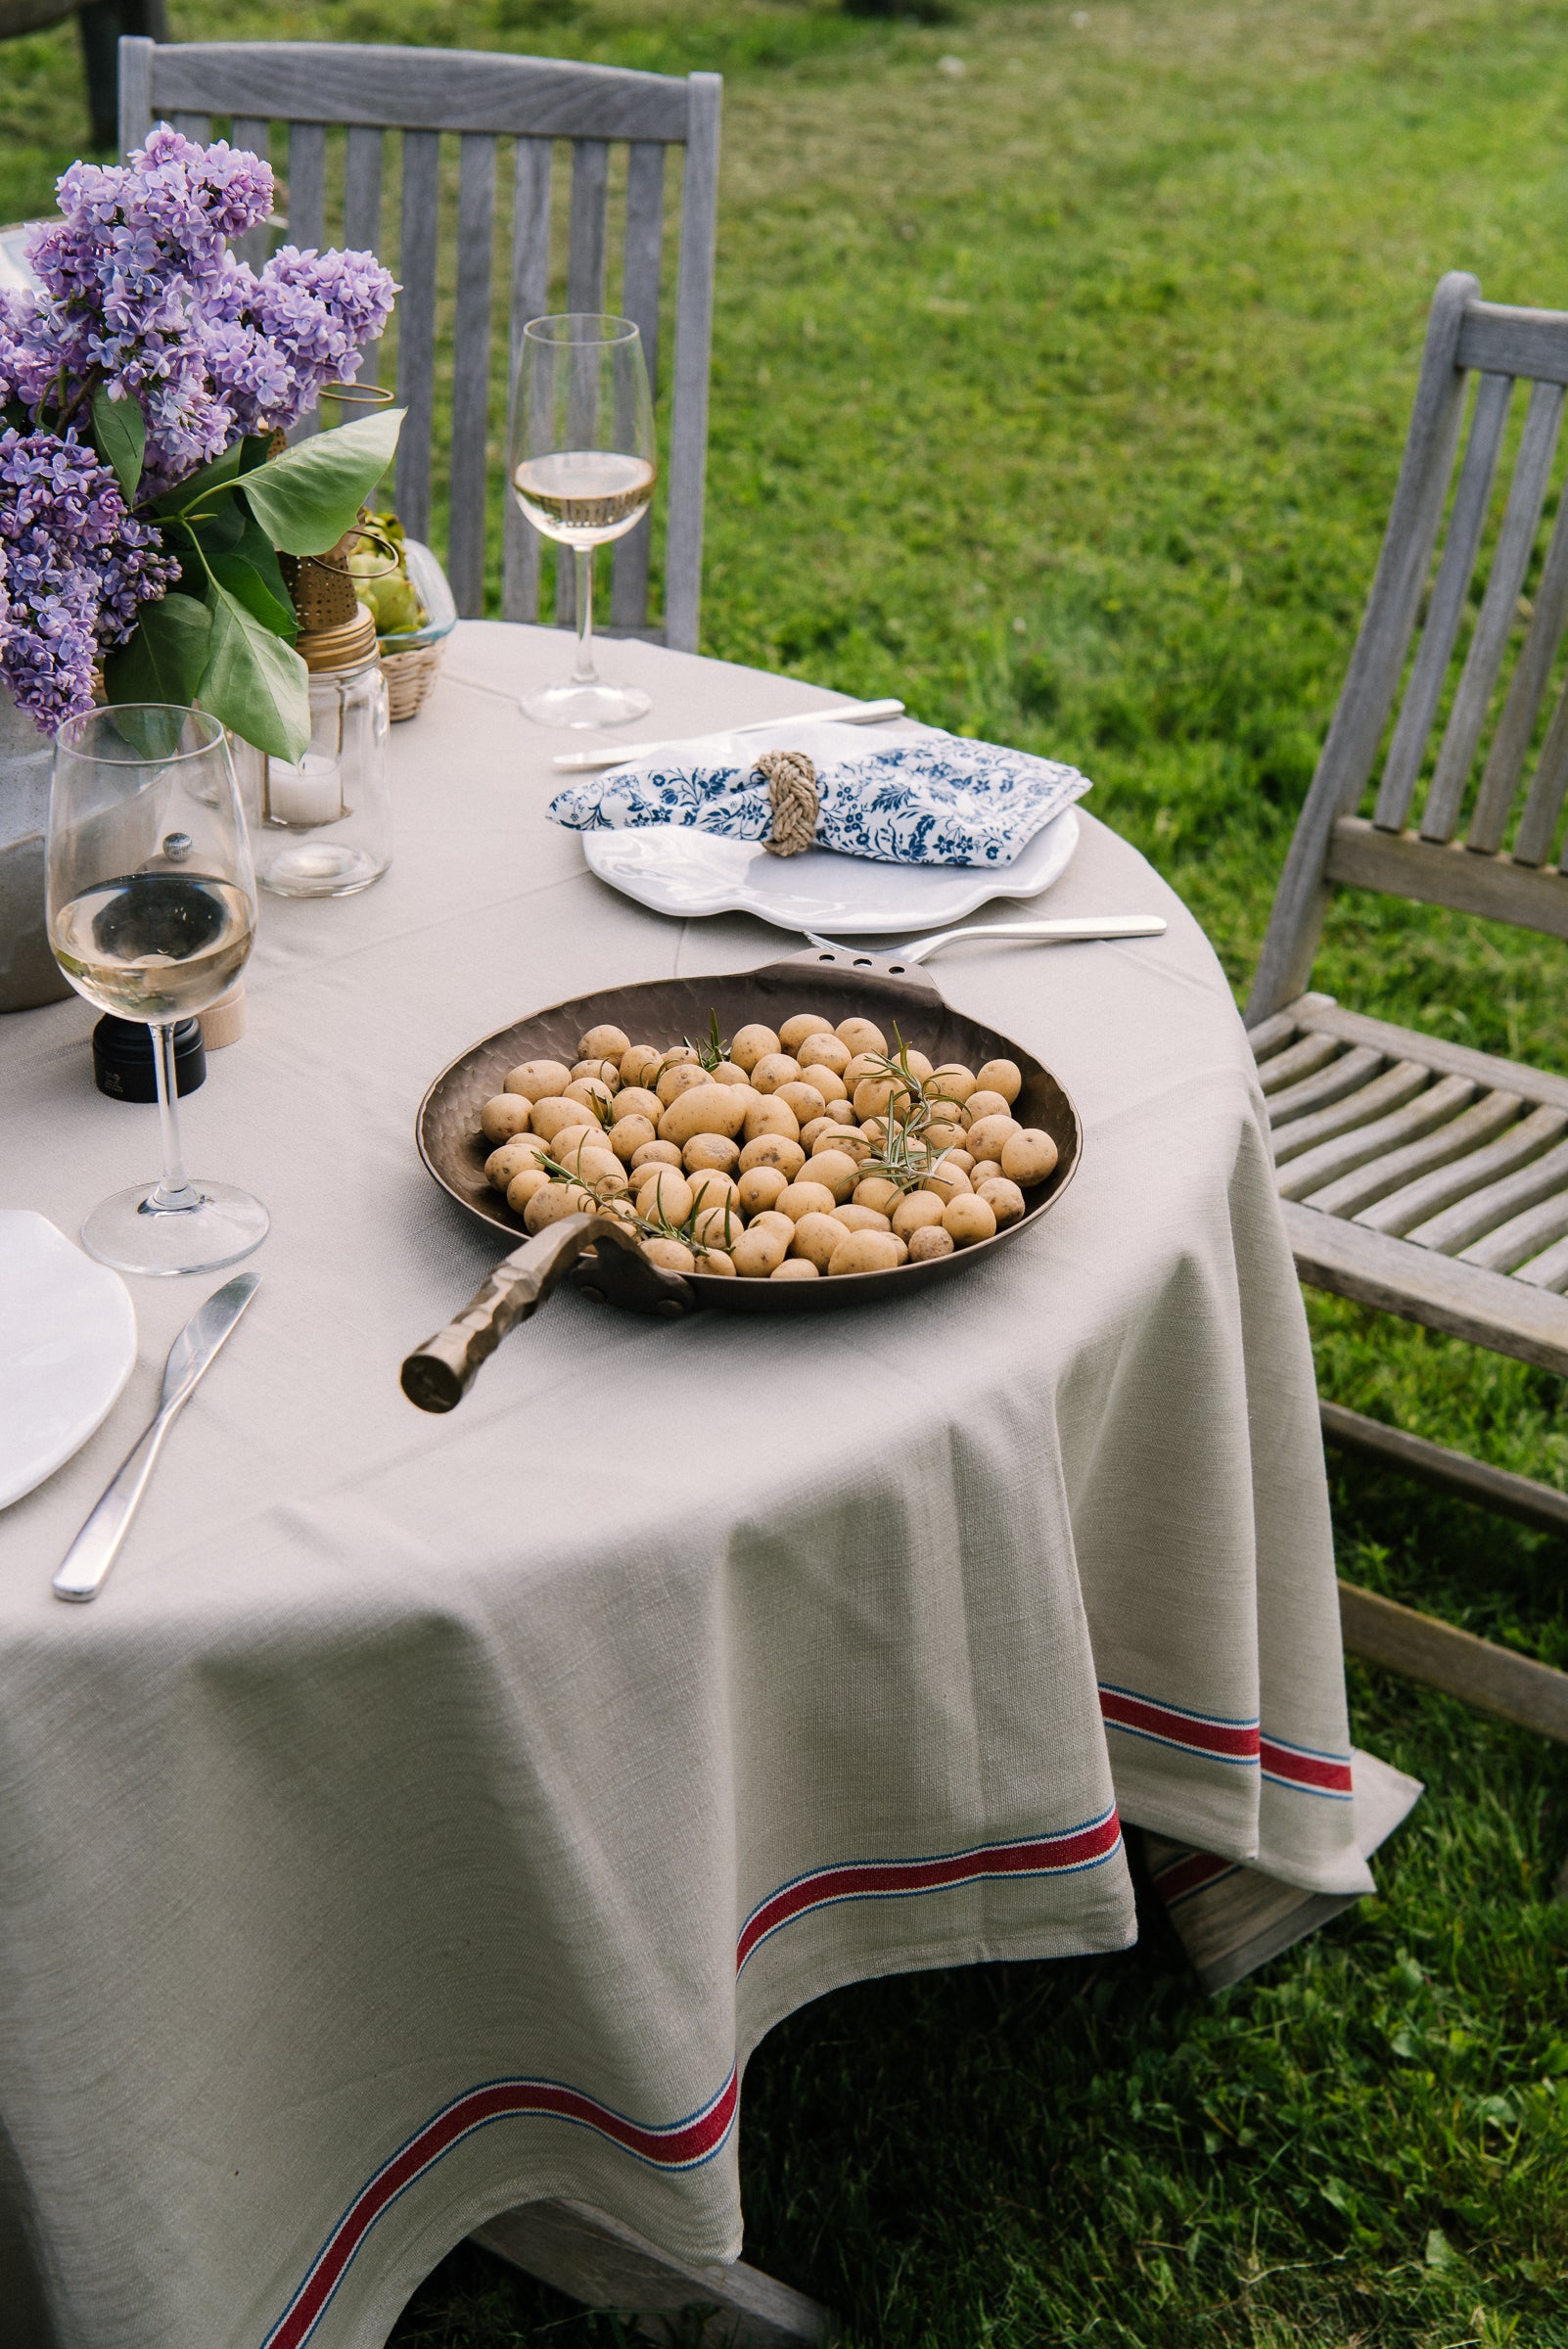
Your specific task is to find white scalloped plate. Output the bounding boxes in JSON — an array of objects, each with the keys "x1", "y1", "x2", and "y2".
[
  {"x1": 581, "y1": 806, "x2": 1080, "y2": 934},
  {"x1": 0, "y1": 1211, "x2": 137, "y2": 1510}
]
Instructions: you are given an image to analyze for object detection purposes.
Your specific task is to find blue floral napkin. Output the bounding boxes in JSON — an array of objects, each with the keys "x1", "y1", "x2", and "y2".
[{"x1": 547, "y1": 718, "x2": 1091, "y2": 868}]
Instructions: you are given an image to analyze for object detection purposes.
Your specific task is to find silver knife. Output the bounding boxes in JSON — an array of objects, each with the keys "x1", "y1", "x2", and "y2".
[
  {"x1": 550, "y1": 697, "x2": 907, "y2": 774},
  {"x1": 53, "y1": 1272, "x2": 260, "y2": 1603}
]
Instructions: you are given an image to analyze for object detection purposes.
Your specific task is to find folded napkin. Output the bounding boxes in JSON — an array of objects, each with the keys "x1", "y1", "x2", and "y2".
[{"x1": 547, "y1": 718, "x2": 1091, "y2": 868}]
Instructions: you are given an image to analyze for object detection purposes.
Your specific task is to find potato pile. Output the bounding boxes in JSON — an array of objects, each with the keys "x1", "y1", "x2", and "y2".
[{"x1": 477, "y1": 1009, "x2": 1059, "y2": 1282}]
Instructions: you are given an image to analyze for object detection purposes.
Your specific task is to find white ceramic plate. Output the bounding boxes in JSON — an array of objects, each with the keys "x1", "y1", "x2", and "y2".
[
  {"x1": 0, "y1": 1210, "x2": 137, "y2": 1510},
  {"x1": 582, "y1": 806, "x2": 1080, "y2": 934}
]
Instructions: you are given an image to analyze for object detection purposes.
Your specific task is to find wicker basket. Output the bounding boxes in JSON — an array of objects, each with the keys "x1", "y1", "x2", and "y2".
[{"x1": 381, "y1": 637, "x2": 447, "y2": 721}]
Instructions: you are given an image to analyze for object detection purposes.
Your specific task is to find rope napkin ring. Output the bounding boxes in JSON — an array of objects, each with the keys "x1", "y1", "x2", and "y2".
[{"x1": 757, "y1": 751, "x2": 819, "y2": 856}]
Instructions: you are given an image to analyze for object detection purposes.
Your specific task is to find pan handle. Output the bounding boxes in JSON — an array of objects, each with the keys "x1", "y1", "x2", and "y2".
[{"x1": 401, "y1": 1215, "x2": 693, "y2": 1413}]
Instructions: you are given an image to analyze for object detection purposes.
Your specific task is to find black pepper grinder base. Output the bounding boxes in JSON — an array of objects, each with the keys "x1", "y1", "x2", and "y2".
[{"x1": 92, "y1": 1015, "x2": 207, "y2": 1102}]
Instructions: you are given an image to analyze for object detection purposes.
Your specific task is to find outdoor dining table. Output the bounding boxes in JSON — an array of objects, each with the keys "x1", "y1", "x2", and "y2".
[{"x1": 0, "y1": 621, "x2": 1411, "y2": 2349}]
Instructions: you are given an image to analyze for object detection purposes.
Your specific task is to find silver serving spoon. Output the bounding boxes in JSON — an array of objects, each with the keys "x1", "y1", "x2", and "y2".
[{"x1": 803, "y1": 917, "x2": 1167, "y2": 963}]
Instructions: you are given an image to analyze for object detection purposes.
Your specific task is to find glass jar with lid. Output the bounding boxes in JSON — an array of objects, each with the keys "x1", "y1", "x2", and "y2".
[{"x1": 254, "y1": 554, "x2": 392, "y2": 898}]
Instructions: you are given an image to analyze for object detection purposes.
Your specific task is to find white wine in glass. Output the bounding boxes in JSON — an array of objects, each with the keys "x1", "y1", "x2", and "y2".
[
  {"x1": 47, "y1": 705, "x2": 269, "y2": 1277},
  {"x1": 510, "y1": 314, "x2": 657, "y2": 729}
]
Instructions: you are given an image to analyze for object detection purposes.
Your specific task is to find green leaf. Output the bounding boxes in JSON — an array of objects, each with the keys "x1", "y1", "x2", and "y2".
[
  {"x1": 207, "y1": 531, "x2": 298, "y2": 640},
  {"x1": 150, "y1": 437, "x2": 249, "y2": 516},
  {"x1": 239, "y1": 408, "x2": 405, "y2": 556},
  {"x1": 198, "y1": 581, "x2": 310, "y2": 761},
  {"x1": 90, "y1": 384, "x2": 146, "y2": 504},
  {"x1": 101, "y1": 590, "x2": 212, "y2": 710}
]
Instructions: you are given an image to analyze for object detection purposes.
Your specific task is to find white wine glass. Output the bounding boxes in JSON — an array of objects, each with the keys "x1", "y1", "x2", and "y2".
[
  {"x1": 511, "y1": 313, "x2": 657, "y2": 729},
  {"x1": 47, "y1": 705, "x2": 268, "y2": 1276}
]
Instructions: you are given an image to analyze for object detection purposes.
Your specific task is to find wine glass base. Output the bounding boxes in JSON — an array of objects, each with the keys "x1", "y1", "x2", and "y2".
[
  {"x1": 522, "y1": 677, "x2": 652, "y2": 731},
  {"x1": 261, "y1": 842, "x2": 388, "y2": 898},
  {"x1": 81, "y1": 1180, "x2": 269, "y2": 1277}
]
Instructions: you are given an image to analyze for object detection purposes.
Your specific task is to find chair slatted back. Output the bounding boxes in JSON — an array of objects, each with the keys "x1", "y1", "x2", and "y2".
[
  {"x1": 1249, "y1": 273, "x2": 1568, "y2": 1021},
  {"x1": 118, "y1": 38, "x2": 720, "y2": 650}
]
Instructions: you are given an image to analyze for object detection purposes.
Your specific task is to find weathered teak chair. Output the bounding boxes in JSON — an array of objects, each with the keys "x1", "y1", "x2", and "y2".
[
  {"x1": 1249, "y1": 270, "x2": 1568, "y2": 1742},
  {"x1": 117, "y1": 36, "x2": 720, "y2": 648}
]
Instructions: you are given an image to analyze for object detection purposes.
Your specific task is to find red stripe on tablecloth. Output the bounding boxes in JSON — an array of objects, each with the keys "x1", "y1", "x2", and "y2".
[
  {"x1": 1149, "y1": 1848, "x2": 1241, "y2": 1908},
  {"x1": 1260, "y1": 1736, "x2": 1355, "y2": 1796},
  {"x1": 735, "y1": 1809, "x2": 1124, "y2": 1972},
  {"x1": 1097, "y1": 1683, "x2": 1261, "y2": 1763},
  {"x1": 261, "y1": 2070, "x2": 739, "y2": 2349}
]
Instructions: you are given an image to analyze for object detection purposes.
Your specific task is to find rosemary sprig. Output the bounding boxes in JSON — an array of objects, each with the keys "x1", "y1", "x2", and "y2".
[{"x1": 683, "y1": 1010, "x2": 730, "y2": 1073}]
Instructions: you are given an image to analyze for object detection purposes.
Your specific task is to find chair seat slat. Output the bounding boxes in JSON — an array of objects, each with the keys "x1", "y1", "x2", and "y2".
[
  {"x1": 1266, "y1": 1044, "x2": 1385, "y2": 1128},
  {"x1": 1460, "y1": 1189, "x2": 1568, "y2": 1272},
  {"x1": 447, "y1": 134, "x2": 497, "y2": 619},
  {"x1": 502, "y1": 138, "x2": 553, "y2": 626},
  {"x1": 1469, "y1": 470, "x2": 1568, "y2": 851},
  {"x1": 1271, "y1": 1061, "x2": 1432, "y2": 1165},
  {"x1": 1245, "y1": 1010, "x2": 1300, "y2": 1061},
  {"x1": 1303, "y1": 1089, "x2": 1523, "y2": 1220},
  {"x1": 1511, "y1": 1230, "x2": 1568, "y2": 1290},
  {"x1": 394, "y1": 129, "x2": 441, "y2": 545},
  {"x1": 1355, "y1": 1102, "x2": 1568, "y2": 1235},
  {"x1": 1277, "y1": 1075, "x2": 1476, "y2": 1201},
  {"x1": 1421, "y1": 378, "x2": 1566, "y2": 842},
  {"x1": 1406, "y1": 1132, "x2": 1568, "y2": 1254},
  {"x1": 1257, "y1": 1032, "x2": 1340, "y2": 1094},
  {"x1": 1374, "y1": 371, "x2": 1511, "y2": 833}
]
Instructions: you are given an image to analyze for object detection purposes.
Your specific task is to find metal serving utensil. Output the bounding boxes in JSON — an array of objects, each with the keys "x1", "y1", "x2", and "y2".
[
  {"x1": 803, "y1": 916, "x2": 1167, "y2": 963},
  {"x1": 550, "y1": 698, "x2": 907, "y2": 773},
  {"x1": 52, "y1": 1272, "x2": 259, "y2": 1603}
]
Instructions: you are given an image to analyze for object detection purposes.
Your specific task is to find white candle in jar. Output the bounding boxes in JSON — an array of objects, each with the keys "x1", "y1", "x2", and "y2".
[{"x1": 267, "y1": 752, "x2": 344, "y2": 827}]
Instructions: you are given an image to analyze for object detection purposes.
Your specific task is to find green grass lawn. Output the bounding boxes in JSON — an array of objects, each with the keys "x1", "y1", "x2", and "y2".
[{"x1": 8, "y1": 1, "x2": 1568, "y2": 2339}]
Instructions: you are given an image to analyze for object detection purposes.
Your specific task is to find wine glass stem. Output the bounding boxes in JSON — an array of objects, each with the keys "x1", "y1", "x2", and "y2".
[
  {"x1": 146, "y1": 1020, "x2": 200, "y2": 1214},
  {"x1": 571, "y1": 547, "x2": 599, "y2": 686}
]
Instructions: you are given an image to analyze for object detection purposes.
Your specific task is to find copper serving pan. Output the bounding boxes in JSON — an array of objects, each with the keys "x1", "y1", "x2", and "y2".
[{"x1": 402, "y1": 944, "x2": 1081, "y2": 1408}]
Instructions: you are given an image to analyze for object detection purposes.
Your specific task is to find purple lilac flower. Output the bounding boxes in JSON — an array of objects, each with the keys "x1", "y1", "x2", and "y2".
[
  {"x1": 0, "y1": 429, "x2": 174, "y2": 729},
  {"x1": 197, "y1": 244, "x2": 396, "y2": 438}
]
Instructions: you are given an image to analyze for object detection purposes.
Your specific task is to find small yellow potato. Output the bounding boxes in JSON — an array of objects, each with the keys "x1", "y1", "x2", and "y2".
[
  {"x1": 749, "y1": 1052, "x2": 802, "y2": 1095},
  {"x1": 610, "y1": 1085, "x2": 663, "y2": 1127},
  {"x1": 657, "y1": 1059, "x2": 713, "y2": 1107},
  {"x1": 833, "y1": 1202, "x2": 893, "y2": 1233},
  {"x1": 684, "y1": 1131, "x2": 741, "y2": 1176},
  {"x1": 572, "y1": 1058, "x2": 622, "y2": 1092},
  {"x1": 944, "y1": 1194, "x2": 997, "y2": 1246},
  {"x1": 609, "y1": 1113, "x2": 658, "y2": 1163},
  {"x1": 858, "y1": 1118, "x2": 889, "y2": 1151},
  {"x1": 777, "y1": 1080, "x2": 830, "y2": 1125},
  {"x1": 687, "y1": 1169, "x2": 739, "y2": 1215},
  {"x1": 533, "y1": 1095, "x2": 599, "y2": 1143},
  {"x1": 789, "y1": 1212, "x2": 846, "y2": 1270},
  {"x1": 779, "y1": 1012, "x2": 834, "y2": 1053},
  {"x1": 843, "y1": 1052, "x2": 885, "y2": 1090},
  {"x1": 903, "y1": 1049, "x2": 934, "y2": 1082},
  {"x1": 641, "y1": 1235, "x2": 697, "y2": 1273},
  {"x1": 1001, "y1": 1128, "x2": 1060, "y2": 1185},
  {"x1": 923, "y1": 1122, "x2": 965, "y2": 1151},
  {"x1": 710, "y1": 1060, "x2": 752, "y2": 1086},
  {"x1": 743, "y1": 1096, "x2": 801, "y2": 1144},
  {"x1": 800, "y1": 1149, "x2": 860, "y2": 1203},
  {"x1": 923, "y1": 1164, "x2": 973, "y2": 1205},
  {"x1": 771, "y1": 1257, "x2": 820, "y2": 1280},
  {"x1": 797, "y1": 1032, "x2": 852, "y2": 1075},
  {"x1": 631, "y1": 1138, "x2": 683, "y2": 1170},
  {"x1": 930, "y1": 1063, "x2": 977, "y2": 1105},
  {"x1": 820, "y1": 1123, "x2": 873, "y2": 1161},
  {"x1": 503, "y1": 1058, "x2": 573, "y2": 1102},
  {"x1": 800, "y1": 1064, "x2": 849, "y2": 1104},
  {"x1": 621, "y1": 1043, "x2": 663, "y2": 1087},
  {"x1": 777, "y1": 1180, "x2": 838, "y2": 1223},
  {"x1": 945, "y1": 1148, "x2": 976, "y2": 1174},
  {"x1": 979, "y1": 1176, "x2": 1028, "y2": 1227},
  {"x1": 976, "y1": 1057, "x2": 1023, "y2": 1105},
  {"x1": 658, "y1": 1082, "x2": 752, "y2": 1147},
  {"x1": 578, "y1": 1023, "x2": 630, "y2": 1063},
  {"x1": 828, "y1": 1229, "x2": 902, "y2": 1275},
  {"x1": 481, "y1": 1093, "x2": 533, "y2": 1144},
  {"x1": 486, "y1": 1137, "x2": 548, "y2": 1190},
  {"x1": 729, "y1": 1022, "x2": 782, "y2": 1072},
  {"x1": 566, "y1": 1076, "x2": 616, "y2": 1115},
  {"x1": 737, "y1": 1166, "x2": 789, "y2": 1217},
  {"x1": 691, "y1": 1200, "x2": 742, "y2": 1251},
  {"x1": 750, "y1": 1210, "x2": 798, "y2": 1243},
  {"x1": 969, "y1": 1160, "x2": 1004, "y2": 1189},
  {"x1": 526, "y1": 1182, "x2": 598, "y2": 1233},
  {"x1": 635, "y1": 1168, "x2": 694, "y2": 1224},
  {"x1": 739, "y1": 1132, "x2": 806, "y2": 1178},
  {"x1": 799, "y1": 1116, "x2": 838, "y2": 1158},
  {"x1": 732, "y1": 1223, "x2": 791, "y2": 1277},
  {"x1": 505, "y1": 1167, "x2": 553, "y2": 1213},
  {"x1": 853, "y1": 1075, "x2": 908, "y2": 1124},
  {"x1": 965, "y1": 1114, "x2": 1022, "y2": 1163},
  {"x1": 893, "y1": 1190, "x2": 946, "y2": 1239},
  {"x1": 555, "y1": 1136, "x2": 623, "y2": 1183},
  {"x1": 907, "y1": 1223, "x2": 954, "y2": 1262},
  {"x1": 963, "y1": 1089, "x2": 1013, "y2": 1127},
  {"x1": 835, "y1": 1016, "x2": 887, "y2": 1056},
  {"x1": 699, "y1": 1248, "x2": 736, "y2": 1276},
  {"x1": 853, "y1": 1174, "x2": 905, "y2": 1217}
]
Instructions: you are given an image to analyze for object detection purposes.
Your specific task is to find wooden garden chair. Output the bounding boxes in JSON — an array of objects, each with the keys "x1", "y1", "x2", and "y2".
[
  {"x1": 1249, "y1": 269, "x2": 1568, "y2": 1742},
  {"x1": 117, "y1": 36, "x2": 720, "y2": 649}
]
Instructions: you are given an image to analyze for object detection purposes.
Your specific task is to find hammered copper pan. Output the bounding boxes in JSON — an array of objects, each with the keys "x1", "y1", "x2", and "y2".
[{"x1": 402, "y1": 944, "x2": 1081, "y2": 1409}]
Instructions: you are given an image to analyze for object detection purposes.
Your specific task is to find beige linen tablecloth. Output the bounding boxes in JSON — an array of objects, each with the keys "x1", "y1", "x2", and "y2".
[{"x1": 1, "y1": 623, "x2": 1396, "y2": 2349}]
